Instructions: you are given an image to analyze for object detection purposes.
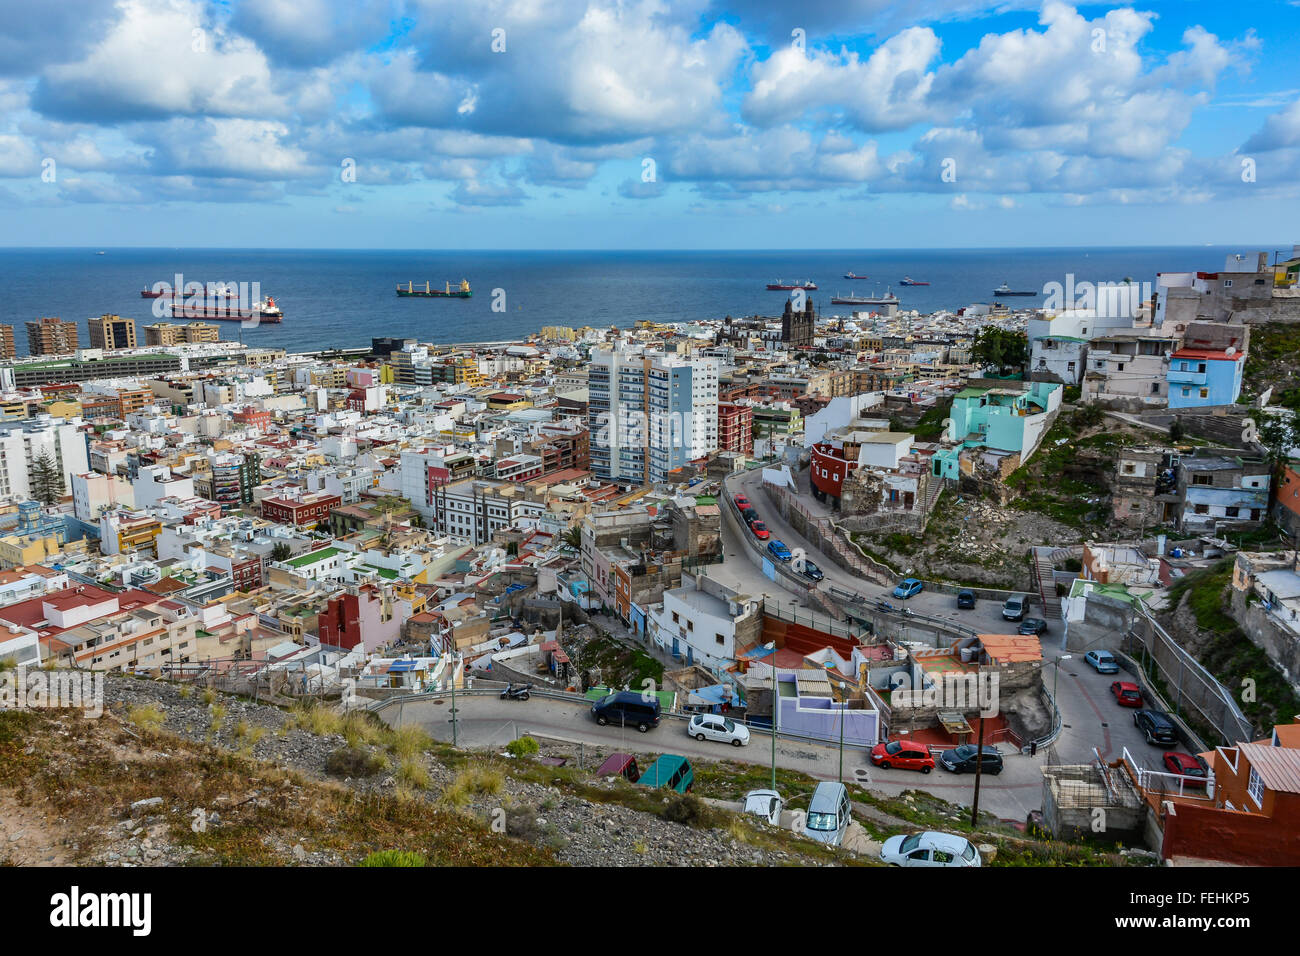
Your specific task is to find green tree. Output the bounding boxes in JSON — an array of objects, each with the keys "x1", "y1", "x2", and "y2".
[
  {"x1": 29, "y1": 452, "x2": 63, "y2": 505},
  {"x1": 562, "y1": 526, "x2": 582, "y2": 551},
  {"x1": 270, "y1": 542, "x2": 293, "y2": 562},
  {"x1": 972, "y1": 327, "x2": 1029, "y2": 374},
  {"x1": 1254, "y1": 410, "x2": 1298, "y2": 464}
]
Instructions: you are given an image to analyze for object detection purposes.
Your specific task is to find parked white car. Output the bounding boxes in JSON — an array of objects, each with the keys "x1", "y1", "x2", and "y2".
[
  {"x1": 743, "y1": 789, "x2": 784, "y2": 826},
  {"x1": 880, "y1": 831, "x2": 982, "y2": 867},
  {"x1": 687, "y1": 713, "x2": 750, "y2": 747}
]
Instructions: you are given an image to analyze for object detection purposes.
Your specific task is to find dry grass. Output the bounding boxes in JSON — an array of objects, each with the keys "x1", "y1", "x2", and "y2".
[
  {"x1": 127, "y1": 704, "x2": 165, "y2": 732},
  {"x1": 441, "y1": 766, "x2": 504, "y2": 807},
  {"x1": 396, "y1": 757, "x2": 430, "y2": 790},
  {"x1": 389, "y1": 725, "x2": 433, "y2": 760},
  {"x1": 0, "y1": 706, "x2": 556, "y2": 867}
]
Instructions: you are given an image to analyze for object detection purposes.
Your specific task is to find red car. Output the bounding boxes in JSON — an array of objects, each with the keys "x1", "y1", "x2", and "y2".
[
  {"x1": 1163, "y1": 752, "x2": 1209, "y2": 787},
  {"x1": 1110, "y1": 681, "x2": 1143, "y2": 707},
  {"x1": 869, "y1": 739, "x2": 935, "y2": 773},
  {"x1": 733, "y1": 494, "x2": 750, "y2": 509},
  {"x1": 750, "y1": 520, "x2": 770, "y2": 540}
]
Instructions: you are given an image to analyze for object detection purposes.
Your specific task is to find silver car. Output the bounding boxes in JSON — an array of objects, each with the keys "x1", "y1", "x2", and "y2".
[
  {"x1": 880, "y1": 831, "x2": 982, "y2": 867},
  {"x1": 804, "y1": 782, "x2": 851, "y2": 846}
]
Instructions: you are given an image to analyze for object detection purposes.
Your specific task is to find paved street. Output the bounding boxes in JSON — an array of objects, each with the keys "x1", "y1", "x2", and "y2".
[
  {"x1": 720, "y1": 466, "x2": 1178, "y2": 781},
  {"x1": 726, "y1": 465, "x2": 1017, "y2": 634},
  {"x1": 388, "y1": 468, "x2": 1187, "y2": 825},
  {"x1": 394, "y1": 682, "x2": 1176, "y2": 822}
]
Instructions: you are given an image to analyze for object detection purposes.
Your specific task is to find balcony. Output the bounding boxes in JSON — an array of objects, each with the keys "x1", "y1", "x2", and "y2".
[{"x1": 1167, "y1": 367, "x2": 1207, "y2": 385}]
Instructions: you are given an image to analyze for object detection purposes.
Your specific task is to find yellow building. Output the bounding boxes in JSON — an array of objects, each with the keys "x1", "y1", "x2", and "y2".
[
  {"x1": 0, "y1": 533, "x2": 62, "y2": 568},
  {"x1": 115, "y1": 515, "x2": 163, "y2": 553}
]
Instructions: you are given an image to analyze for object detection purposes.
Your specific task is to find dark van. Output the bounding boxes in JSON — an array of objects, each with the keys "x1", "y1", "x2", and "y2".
[{"x1": 591, "y1": 691, "x2": 661, "y2": 733}]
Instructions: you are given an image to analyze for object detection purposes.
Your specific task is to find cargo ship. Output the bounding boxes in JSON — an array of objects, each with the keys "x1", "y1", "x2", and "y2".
[
  {"x1": 899, "y1": 276, "x2": 929, "y2": 286},
  {"x1": 167, "y1": 295, "x2": 283, "y2": 323},
  {"x1": 397, "y1": 279, "x2": 472, "y2": 298},
  {"x1": 843, "y1": 271, "x2": 869, "y2": 280},
  {"x1": 143, "y1": 285, "x2": 239, "y2": 299},
  {"x1": 993, "y1": 282, "x2": 1036, "y2": 296},
  {"x1": 832, "y1": 288, "x2": 898, "y2": 306},
  {"x1": 766, "y1": 279, "x2": 817, "y2": 291}
]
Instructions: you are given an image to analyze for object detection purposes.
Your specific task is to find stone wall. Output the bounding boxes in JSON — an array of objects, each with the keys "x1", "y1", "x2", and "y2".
[{"x1": 1230, "y1": 588, "x2": 1300, "y2": 693}]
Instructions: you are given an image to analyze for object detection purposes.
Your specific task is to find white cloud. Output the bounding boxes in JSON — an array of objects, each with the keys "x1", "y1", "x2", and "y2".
[{"x1": 34, "y1": 0, "x2": 286, "y2": 122}]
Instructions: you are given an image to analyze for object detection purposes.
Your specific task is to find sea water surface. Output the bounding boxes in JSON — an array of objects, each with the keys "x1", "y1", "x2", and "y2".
[{"x1": 0, "y1": 246, "x2": 1257, "y2": 356}]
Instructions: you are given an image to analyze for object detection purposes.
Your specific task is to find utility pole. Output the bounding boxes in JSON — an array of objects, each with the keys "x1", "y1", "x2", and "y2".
[{"x1": 969, "y1": 715, "x2": 985, "y2": 828}]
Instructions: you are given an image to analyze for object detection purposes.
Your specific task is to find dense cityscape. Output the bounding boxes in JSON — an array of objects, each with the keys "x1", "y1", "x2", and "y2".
[
  {"x1": 4, "y1": 0, "x2": 1299, "y2": 927},
  {"x1": 0, "y1": 245, "x2": 1298, "y2": 882}
]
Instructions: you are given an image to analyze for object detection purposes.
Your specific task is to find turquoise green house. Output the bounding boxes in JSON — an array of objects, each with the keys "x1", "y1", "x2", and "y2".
[{"x1": 932, "y1": 381, "x2": 1063, "y2": 479}]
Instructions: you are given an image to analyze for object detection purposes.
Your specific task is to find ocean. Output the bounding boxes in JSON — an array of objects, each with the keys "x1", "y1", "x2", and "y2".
[{"x1": 0, "y1": 246, "x2": 1259, "y2": 357}]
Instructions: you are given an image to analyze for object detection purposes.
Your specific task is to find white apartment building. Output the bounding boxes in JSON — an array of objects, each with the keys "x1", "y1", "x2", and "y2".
[
  {"x1": 0, "y1": 416, "x2": 90, "y2": 503},
  {"x1": 71, "y1": 472, "x2": 135, "y2": 522},
  {"x1": 587, "y1": 346, "x2": 719, "y2": 485}
]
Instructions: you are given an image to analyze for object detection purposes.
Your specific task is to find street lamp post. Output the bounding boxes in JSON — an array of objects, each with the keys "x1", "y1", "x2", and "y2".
[
  {"x1": 838, "y1": 681, "x2": 847, "y2": 784},
  {"x1": 1052, "y1": 654, "x2": 1073, "y2": 702},
  {"x1": 449, "y1": 651, "x2": 460, "y2": 748},
  {"x1": 767, "y1": 644, "x2": 778, "y2": 793}
]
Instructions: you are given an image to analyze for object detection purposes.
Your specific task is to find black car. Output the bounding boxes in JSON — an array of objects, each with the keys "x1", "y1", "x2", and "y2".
[
  {"x1": 1134, "y1": 709, "x2": 1179, "y2": 748},
  {"x1": 802, "y1": 561, "x2": 825, "y2": 582},
  {"x1": 740, "y1": 507, "x2": 757, "y2": 524},
  {"x1": 938, "y1": 744, "x2": 1003, "y2": 775},
  {"x1": 1018, "y1": 617, "x2": 1048, "y2": 636},
  {"x1": 591, "y1": 691, "x2": 661, "y2": 733},
  {"x1": 956, "y1": 590, "x2": 976, "y2": 609}
]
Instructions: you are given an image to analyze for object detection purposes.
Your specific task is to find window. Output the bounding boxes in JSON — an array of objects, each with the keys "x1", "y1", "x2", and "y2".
[
  {"x1": 1247, "y1": 767, "x2": 1264, "y2": 808},
  {"x1": 1194, "y1": 504, "x2": 1209, "y2": 514},
  {"x1": 1199, "y1": 388, "x2": 1209, "y2": 398},
  {"x1": 1192, "y1": 474, "x2": 1212, "y2": 485},
  {"x1": 1223, "y1": 280, "x2": 1233, "y2": 288},
  {"x1": 1226, "y1": 507, "x2": 1239, "y2": 518},
  {"x1": 686, "y1": 620, "x2": 693, "y2": 632},
  {"x1": 716, "y1": 633, "x2": 725, "y2": 644}
]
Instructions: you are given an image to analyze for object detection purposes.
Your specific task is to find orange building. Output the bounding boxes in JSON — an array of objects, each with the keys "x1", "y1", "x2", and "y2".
[{"x1": 1156, "y1": 722, "x2": 1300, "y2": 866}]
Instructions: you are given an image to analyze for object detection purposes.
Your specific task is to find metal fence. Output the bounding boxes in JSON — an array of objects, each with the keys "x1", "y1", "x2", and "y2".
[{"x1": 1125, "y1": 602, "x2": 1254, "y2": 745}]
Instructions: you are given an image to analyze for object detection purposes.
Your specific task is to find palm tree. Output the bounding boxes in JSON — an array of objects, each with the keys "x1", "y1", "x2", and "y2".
[{"x1": 562, "y1": 526, "x2": 583, "y2": 551}]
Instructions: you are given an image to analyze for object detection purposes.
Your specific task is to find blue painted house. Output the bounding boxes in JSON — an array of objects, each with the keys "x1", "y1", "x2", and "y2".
[{"x1": 1166, "y1": 348, "x2": 1244, "y2": 409}]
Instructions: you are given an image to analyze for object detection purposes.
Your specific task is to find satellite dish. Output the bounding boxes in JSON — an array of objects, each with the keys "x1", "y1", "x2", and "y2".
[{"x1": 1226, "y1": 346, "x2": 1237, "y2": 356}]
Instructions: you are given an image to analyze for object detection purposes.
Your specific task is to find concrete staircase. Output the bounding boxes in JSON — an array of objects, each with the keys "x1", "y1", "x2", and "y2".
[{"x1": 1031, "y1": 546, "x2": 1063, "y2": 622}]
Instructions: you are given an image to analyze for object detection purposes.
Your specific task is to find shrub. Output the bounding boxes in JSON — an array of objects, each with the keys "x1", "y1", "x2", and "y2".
[
  {"x1": 504, "y1": 806, "x2": 544, "y2": 842},
  {"x1": 660, "y1": 792, "x2": 716, "y2": 828},
  {"x1": 325, "y1": 746, "x2": 388, "y2": 778},
  {"x1": 359, "y1": 850, "x2": 426, "y2": 867},
  {"x1": 505, "y1": 735, "x2": 540, "y2": 758}
]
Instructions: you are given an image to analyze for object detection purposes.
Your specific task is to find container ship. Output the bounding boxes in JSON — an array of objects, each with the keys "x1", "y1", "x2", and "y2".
[
  {"x1": 167, "y1": 295, "x2": 283, "y2": 322},
  {"x1": 899, "y1": 276, "x2": 930, "y2": 286},
  {"x1": 397, "y1": 279, "x2": 472, "y2": 298},
  {"x1": 766, "y1": 279, "x2": 817, "y2": 291},
  {"x1": 993, "y1": 282, "x2": 1036, "y2": 296}
]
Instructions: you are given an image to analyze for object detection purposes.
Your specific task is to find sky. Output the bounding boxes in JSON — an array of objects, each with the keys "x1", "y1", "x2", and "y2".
[{"x1": 1, "y1": 0, "x2": 1298, "y2": 249}]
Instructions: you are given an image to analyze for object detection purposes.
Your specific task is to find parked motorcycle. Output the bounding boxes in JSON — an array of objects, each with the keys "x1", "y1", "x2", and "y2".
[{"x1": 500, "y1": 682, "x2": 532, "y2": 701}]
